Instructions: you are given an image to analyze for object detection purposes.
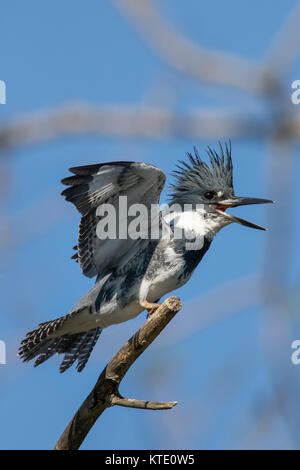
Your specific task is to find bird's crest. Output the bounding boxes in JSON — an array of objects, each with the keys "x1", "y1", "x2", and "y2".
[{"x1": 169, "y1": 141, "x2": 233, "y2": 204}]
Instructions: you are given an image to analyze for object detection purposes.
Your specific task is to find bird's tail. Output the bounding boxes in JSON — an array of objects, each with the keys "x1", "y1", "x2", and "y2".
[{"x1": 19, "y1": 316, "x2": 102, "y2": 373}]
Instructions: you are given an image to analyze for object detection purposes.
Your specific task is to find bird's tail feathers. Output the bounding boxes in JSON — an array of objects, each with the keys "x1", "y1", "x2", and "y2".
[{"x1": 19, "y1": 312, "x2": 102, "y2": 372}]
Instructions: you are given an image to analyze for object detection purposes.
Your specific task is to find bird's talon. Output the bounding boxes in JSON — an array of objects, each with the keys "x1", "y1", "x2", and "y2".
[
  {"x1": 141, "y1": 301, "x2": 161, "y2": 317},
  {"x1": 146, "y1": 308, "x2": 157, "y2": 318}
]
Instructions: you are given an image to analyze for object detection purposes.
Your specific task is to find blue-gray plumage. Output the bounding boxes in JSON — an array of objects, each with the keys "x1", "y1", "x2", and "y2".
[{"x1": 19, "y1": 142, "x2": 273, "y2": 372}]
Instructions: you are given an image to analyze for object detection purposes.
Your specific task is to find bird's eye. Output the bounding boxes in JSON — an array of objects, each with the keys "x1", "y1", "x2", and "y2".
[{"x1": 203, "y1": 191, "x2": 216, "y2": 200}]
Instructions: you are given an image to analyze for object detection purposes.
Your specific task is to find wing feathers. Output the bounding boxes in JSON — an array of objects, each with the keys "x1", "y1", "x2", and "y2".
[
  {"x1": 61, "y1": 161, "x2": 166, "y2": 278},
  {"x1": 68, "y1": 161, "x2": 134, "y2": 176}
]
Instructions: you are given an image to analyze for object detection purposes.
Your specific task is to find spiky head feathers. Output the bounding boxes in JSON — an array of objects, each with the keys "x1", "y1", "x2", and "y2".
[{"x1": 169, "y1": 142, "x2": 234, "y2": 205}]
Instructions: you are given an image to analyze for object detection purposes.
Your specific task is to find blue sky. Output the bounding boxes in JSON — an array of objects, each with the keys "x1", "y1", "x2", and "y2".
[{"x1": 0, "y1": 0, "x2": 300, "y2": 450}]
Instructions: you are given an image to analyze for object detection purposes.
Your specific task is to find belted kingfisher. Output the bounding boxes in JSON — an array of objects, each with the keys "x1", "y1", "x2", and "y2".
[{"x1": 19, "y1": 142, "x2": 273, "y2": 372}]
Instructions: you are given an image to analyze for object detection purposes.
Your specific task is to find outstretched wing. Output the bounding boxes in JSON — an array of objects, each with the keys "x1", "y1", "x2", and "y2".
[{"x1": 61, "y1": 161, "x2": 166, "y2": 278}]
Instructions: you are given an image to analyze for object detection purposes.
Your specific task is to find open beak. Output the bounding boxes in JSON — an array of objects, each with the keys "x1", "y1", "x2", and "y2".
[{"x1": 212, "y1": 196, "x2": 274, "y2": 231}]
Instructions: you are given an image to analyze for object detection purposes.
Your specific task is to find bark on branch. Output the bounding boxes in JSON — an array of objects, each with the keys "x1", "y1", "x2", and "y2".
[{"x1": 54, "y1": 296, "x2": 182, "y2": 450}]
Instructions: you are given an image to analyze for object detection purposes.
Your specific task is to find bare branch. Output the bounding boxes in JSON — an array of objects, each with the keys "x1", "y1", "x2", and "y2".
[
  {"x1": 111, "y1": 394, "x2": 177, "y2": 410},
  {"x1": 111, "y1": 0, "x2": 276, "y2": 95},
  {"x1": 54, "y1": 296, "x2": 182, "y2": 450}
]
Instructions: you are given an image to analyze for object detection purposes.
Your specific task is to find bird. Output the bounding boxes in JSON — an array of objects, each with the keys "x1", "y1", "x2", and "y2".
[{"x1": 19, "y1": 142, "x2": 273, "y2": 373}]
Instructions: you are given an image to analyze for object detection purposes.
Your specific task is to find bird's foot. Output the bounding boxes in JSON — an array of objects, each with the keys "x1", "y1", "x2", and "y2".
[{"x1": 140, "y1": 301, "x2": 161, "y2": 318}]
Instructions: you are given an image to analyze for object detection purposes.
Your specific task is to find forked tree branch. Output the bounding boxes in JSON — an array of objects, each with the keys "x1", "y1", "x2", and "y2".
[{"x1": 54, "y1": 296, "x2": 182, "y2": 450}]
